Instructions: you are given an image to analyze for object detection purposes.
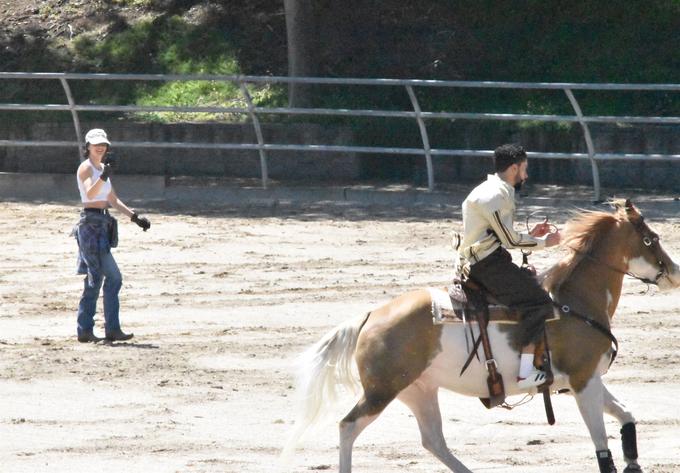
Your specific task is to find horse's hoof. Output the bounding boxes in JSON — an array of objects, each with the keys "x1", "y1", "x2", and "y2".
[{"x1": 623, "y1": 465, "x2": 643, "y2": 473}]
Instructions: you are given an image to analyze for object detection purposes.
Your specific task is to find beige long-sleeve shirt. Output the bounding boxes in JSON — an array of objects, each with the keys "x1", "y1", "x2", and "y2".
[{"x1": 457, "y1": 173, "x2": 545, "y2": 264}]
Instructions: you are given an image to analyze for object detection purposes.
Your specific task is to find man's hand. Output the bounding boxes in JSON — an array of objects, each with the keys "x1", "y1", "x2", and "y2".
[
  {"x1": 131, "y1": 212, "x2": 151, "y2": 231},
  {"x1": 529, "y1": 218, "x2": 561, "y2": 247},
  {"x1": 529, "y1": 221, "x2": 552, "y2": 237},
  {"x1": 545, "y1": 230, "x2": 561, "y2": 247}
]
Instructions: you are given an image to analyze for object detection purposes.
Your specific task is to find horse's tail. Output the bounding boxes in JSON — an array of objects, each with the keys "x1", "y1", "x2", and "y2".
[{"x1": 281, "y1": 312, "x2": 368, "y2": 458}]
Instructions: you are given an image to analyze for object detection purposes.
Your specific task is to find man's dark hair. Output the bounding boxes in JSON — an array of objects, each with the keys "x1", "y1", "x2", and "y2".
[{"x1": 494, "y1": 143, "x2": 527, "y2": 172}]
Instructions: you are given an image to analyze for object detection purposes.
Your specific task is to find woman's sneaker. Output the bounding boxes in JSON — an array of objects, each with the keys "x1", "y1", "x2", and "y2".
[{"x1": 517, "y1": 368, "x2": 547, "y2": 389}]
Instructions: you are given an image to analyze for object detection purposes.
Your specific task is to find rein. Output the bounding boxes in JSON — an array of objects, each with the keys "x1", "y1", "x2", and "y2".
[
  {"x1": 568, "y1": 246, "x2": 665, "y2": 286},
  {"x1": 553, "y1": 302, "x2": 619, "y2": 368},
  {"x1": 566, "y1": 213, "x2": 668, "y2": 286}
]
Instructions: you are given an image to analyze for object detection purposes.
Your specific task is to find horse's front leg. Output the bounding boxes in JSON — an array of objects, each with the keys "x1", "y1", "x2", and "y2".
[
  {"x1": 603, "y1": 385, "x2": 642, "y2": 473},
  {"x1": 573, "y1": 375, "x2": 617, "y2": 473}
]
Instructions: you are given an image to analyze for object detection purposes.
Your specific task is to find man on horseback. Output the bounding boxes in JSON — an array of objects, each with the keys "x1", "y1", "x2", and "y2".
[{"x1": 458, "y1": 143, "x2": 561, "y2": 389}]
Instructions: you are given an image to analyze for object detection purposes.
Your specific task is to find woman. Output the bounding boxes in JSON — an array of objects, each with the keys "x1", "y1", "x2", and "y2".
[{"x1": 74, "y1": 128, "x2": 150, "y2": 343}]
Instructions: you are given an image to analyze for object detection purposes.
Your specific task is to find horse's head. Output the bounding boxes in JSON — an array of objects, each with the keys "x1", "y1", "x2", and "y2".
[{"x1": 614, "y1": 199, "x2": 680, "y2": 291}]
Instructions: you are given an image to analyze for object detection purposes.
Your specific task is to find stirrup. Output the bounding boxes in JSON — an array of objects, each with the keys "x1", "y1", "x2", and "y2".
[{"x1": 517, "y1": 368, "x2": 547, "y2": 389}]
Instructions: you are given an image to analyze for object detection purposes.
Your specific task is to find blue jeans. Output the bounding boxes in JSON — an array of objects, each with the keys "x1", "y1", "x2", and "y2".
[{"x1": 77, "y1": 250, "x2": 122, "y2": 335}]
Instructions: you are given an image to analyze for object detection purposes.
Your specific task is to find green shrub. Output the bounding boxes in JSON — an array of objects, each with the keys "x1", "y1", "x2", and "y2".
[{"x1": 69, "y1": 14, "x2": 287, "y2": 122}]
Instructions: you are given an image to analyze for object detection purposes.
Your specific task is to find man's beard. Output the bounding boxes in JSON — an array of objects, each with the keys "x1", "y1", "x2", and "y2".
[{"x1": 514, "y1": 180, "x2": 525, "y2": 192}]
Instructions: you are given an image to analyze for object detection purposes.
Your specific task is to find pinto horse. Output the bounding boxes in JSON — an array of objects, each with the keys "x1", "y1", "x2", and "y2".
[{"x1": 284, "y1": 200, "x2": 680, "y2": 473}]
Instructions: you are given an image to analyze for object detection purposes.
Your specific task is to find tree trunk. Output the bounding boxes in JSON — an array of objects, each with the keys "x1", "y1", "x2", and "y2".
[{"x1": 283, "y1": 0, "x2": 318, "y2": 107}]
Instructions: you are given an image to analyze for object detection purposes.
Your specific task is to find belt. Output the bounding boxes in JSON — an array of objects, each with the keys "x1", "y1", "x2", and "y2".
[{"x1": 83, "y1": 207, "x2": 109, "y2": 214}]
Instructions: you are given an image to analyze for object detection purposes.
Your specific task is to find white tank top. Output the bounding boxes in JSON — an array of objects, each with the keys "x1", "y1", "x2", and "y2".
[{"x1": 78, "y1": 160, "x2": 112, "y2": 204}]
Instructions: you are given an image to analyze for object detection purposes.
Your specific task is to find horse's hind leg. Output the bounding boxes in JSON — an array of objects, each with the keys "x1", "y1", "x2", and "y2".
[
  {"x1": 397, "y1": 381, "x2": 473, "y2": 473},
  {"x1": 602, "y1": 385, "x2": 642, "y2": 473},
  {"x1": 338, "y1": 394, "x2": 391, "y2": 473}
]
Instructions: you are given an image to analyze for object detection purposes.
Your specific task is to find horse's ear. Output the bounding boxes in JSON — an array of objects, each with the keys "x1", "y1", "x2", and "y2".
[
  {"x1": 610, "y1": 198, "x2": 640, "y2": 220},
  {"x1": 623, "y1": 199, "x2": 643, "y2": 221},
  {"x1": 609, "y1": 199, "x2": 626, "y2": 211}
]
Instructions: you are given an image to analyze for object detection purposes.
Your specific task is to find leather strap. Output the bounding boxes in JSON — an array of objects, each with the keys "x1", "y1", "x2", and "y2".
[
  {"x1": 541, "y1": 331, "x2": 555, "y2": 425},
  {"x1": 554, "y1": 302, "x2": 619, "y2": 367},
  {"x1": 458, "y1": 288, "x2": 505, "y2": 407}
]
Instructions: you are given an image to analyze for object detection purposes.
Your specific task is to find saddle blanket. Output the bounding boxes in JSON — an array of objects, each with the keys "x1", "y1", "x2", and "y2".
[{"x1": 427, "y1": 287, "x2": 560, "y2": 325}]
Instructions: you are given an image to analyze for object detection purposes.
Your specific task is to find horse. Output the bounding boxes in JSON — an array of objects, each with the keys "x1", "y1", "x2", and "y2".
[{"x1": 283, "y1": 199, "x2": 680, "y2": 473}]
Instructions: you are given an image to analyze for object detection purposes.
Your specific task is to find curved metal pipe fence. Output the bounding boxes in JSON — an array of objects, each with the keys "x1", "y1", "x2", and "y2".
[{"x1": 1, "y1": 72, "x2": 679, "y2": 199}]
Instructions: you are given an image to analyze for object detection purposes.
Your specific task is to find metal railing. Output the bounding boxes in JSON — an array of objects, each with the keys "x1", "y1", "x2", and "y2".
[{"x1": 1, "y1": 72, "x2": 679, "y2": 199}]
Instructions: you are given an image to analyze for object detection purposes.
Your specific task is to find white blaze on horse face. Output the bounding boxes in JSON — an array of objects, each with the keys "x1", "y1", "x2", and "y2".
[
  {"x1": 627, "y1": 255, "x2": 661, "y2": 283},
  {"x1": 606, "y1": 290, "x2": 614, "y2": 316}
]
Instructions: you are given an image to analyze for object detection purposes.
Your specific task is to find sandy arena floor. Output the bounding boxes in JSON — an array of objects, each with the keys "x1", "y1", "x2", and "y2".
[{"x1": 1, "y1": 189, "x2": 679, "y2": 473}]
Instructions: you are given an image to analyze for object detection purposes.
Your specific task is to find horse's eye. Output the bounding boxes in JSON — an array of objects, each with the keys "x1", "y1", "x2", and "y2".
[{"x1": 643, "y1": 237, "x2": 653, "y2": 246}]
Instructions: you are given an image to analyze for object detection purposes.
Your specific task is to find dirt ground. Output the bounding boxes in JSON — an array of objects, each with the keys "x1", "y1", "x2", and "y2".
[{"x1": 1, "y1": 188, "x2": 679, "y2": 473}]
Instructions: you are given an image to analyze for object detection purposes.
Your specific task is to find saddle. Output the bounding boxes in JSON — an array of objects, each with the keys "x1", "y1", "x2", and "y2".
[
  {"x1": 450, "y1": 278, "x2": 507, "y2": 409},
  {"x1": 432, "y1": 277, "x2": 555, "y2": 419},
  {"x1": 443, "y1": 278, "x2": 521, "y2": 323}
]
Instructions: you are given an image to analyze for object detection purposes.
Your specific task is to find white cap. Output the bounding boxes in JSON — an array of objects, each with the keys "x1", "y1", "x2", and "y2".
[{"x1": 85, "y1": 128, "x2": 110, "y2": 145}]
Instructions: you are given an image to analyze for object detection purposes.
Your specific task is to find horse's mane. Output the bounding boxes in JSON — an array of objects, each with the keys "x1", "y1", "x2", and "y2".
[{"x1": 541, "y1": 206, "x2": 625, "y2": 293}]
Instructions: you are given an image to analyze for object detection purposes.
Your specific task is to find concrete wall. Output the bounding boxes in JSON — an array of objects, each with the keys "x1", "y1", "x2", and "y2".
[
  {"x1": 428, "y1": 123, "x2": 680, "y2": 190},
  {"x1": 0, "y1": 172, "x2": 165, "y2": 201},
  {"x1": 0, "y1": 122, "x2": 360, "y2": 181},
  {"x1": 0, "y1": 121, "x2": 677, "y2": 190}
]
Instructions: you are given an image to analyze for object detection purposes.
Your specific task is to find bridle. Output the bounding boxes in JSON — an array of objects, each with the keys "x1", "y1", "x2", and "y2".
[
  {"x1": 627, "y1": 215, "x2": 668, "y2": 285},
  {"x1": 570, "y1": 215, "x2": 668, "y2": 286},
  {"x1": 524, "y1": 207, "x2": 668, "y2": 286}
]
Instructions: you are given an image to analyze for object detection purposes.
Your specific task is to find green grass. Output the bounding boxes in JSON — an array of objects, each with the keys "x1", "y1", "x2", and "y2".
[
  {"x1": 135, "y1": 80, "x2": 286, "y2": 122},
  {"x1": 70, "y1": 14, "x2": 287, "y2": 123}
]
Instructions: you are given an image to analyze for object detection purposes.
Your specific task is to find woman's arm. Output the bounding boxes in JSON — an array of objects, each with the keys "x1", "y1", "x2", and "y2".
[
  {"x1": 78, "y1": 163, "x2": 107, "y2": 201},
  {"x1": 108, "y1": 187, "x2": 151, "y2": 231},
  {"x1": 107, "y1": 187, "x2": 135, "y2": 218}
]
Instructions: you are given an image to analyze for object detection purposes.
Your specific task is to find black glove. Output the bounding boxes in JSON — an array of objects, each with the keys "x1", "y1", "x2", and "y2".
[
  {"x1": 131, "y1": 212, "x2": 151, "y2": 231},
  {"x1": 100, "y1": 164, "x2": 113, "y2": 182},
  {"x1": 100, "y1": 152, "x2": 116, "y2": 182},
  {"x1": 103, "y1": 152, "x2": 117, "y2": 167}
]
